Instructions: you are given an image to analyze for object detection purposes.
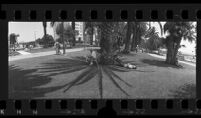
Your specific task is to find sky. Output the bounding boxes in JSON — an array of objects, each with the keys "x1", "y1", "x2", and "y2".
[
  {"x1": 9, "y1": 22, "x2": 54, "y2": 43},
  {"x1": 9, "y1": 22, "x2": 196, "y2": 55}
]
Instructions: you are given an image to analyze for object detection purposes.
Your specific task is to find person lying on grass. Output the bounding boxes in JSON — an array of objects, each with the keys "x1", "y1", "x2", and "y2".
[{"x1": 86, "y1": 50, "x2": 137, "y2": 69}]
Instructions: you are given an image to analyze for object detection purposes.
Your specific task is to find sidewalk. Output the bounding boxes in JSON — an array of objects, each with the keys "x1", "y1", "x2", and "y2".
[
  {"x1": 17, "y1": 51, "x2": 31, "y2": 55},
  {"x1": 9, "y1": 48, "x2": 84, "y2": 62},
  {"x1": 147, "y1": 53, "x2": 196, "y2": 67}
]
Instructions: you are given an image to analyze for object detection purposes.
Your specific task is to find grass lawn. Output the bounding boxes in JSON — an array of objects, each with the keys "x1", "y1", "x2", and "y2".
[{"x1": 9, "y1": 51, "x2": 196, "y2": 99}]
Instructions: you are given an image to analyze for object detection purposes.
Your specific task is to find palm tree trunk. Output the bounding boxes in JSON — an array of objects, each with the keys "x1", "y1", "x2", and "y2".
[
  {"x1": 90, "y1": 27, "x2": 94, "y2": 45},
  {"x1": 158, "y1": 22, "x2": 163, "y2": 36},
  {"x1": 131, "y1": 24, "x2": 138, "y2": 52},
  {"x1": 43, "y1": 22, "x2": 47, "y2": 38},
  {"x1": 62, "y1": 22, "x2": 66, "y2": 54},
  {"x1": 123, "y1": 22, "x2": 132, "y2": 53},
  {"x1": 99, "y1": 23, "x2": 112, "y2": 53},
  {"x1": 99, "y1": 22, "x2": 117, "y2": 64},
  {"x1": 166, "y1": 36, "x2": 182, "y2": 65},
  {"x1": 72, "y1": 22, "x2": 76, "y2": 46},
  {"x1": 42, "y1": 22, "x2": 47, "y2": 48}
]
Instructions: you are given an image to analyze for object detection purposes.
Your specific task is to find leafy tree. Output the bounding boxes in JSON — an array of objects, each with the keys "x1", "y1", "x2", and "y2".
[
  {"x1": 42, "y1": 34, "x2": 55, "y2": 48},
  {"x1": 35, "y1": 38, "x2": 42, "y2": 45},
  {"x1": 54, "y1": 22, "x2": 75, "y2": 54},
  {"x1": 36, "y1": 34, "x2": 55, "y2": 48},
  {"x1": 9, "y1": 33, "x2": 19, "y2": 50},
  {"x1": 123, "y1": 22, "x2": 132, "y2": 53},
  {"x1": 123, "y1": 22, "x2": 148, "y2": 53},
  {"x1": 131, "y1": 22, "x2": 148, "y2": 51},
  {"x1": 163, "y1": 22, "x2": 196, "y2": 65},
  {"x1": 84, "y1": 22, "x2": 96, "y2": 45},
  {"x1": 144, "y1": 27, "x2": 162, "y2": 52}
]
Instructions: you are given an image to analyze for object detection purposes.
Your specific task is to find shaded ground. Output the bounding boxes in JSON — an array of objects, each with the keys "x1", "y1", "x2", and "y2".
[
  {"x1": 9, "y1": 51, "x2": 21, "y2": 56},
  {"x1": 9, "y1": 51, "x2": 196, "y2": 99}
]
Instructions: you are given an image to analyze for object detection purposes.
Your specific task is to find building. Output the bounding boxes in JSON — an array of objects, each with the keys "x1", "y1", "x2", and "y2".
[
  {"x1": 52, "y1": 22, "x2": 71, "y2": 41},
  {"x1": 75, "y1": 22, "x2": 84, "y2": 41},
  {"x1": 52, "y1": 22, "x2": 84, "y2": 42}
]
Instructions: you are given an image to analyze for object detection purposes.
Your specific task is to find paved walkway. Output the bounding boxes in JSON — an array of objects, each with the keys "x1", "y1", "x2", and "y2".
[
  {"x1": 9, "y1": 48, "x2": 84, "y2": 62},
  {"x1": 148, "y1": 53, "x2": 196, "y2": 67},
  {"x1": 17, "y1": 51, "x2": 31, "y2": 55}
]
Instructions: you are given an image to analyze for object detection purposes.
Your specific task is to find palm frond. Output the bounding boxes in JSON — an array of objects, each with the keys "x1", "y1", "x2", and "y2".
[
  {"x1": 102, "y1": 66, "x2": 130, "y2": 96},
  {"x1": 41, "y1": 66, "x2": 88, "y2": 76},
  {"x1": 104, "y1": 67, "x2": 133, "y2": 87},
  {"x1": 63, "y1": 66, "x2": 93, "y2": 92},
  {"x1": 74, "y1": 67, "x2": 98, "y2": 85},
  {"x1": 98, "y1": 66, "x2": 103, "y2": 98},
  {"x1": 39, "y1": 65, "x2": 87, "y2": 72}
]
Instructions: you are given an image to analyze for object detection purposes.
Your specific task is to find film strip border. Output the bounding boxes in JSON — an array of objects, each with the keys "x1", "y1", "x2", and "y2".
[
  {"x1": 0, "y1": 99, "x2": 201, "y2": 115},
  {"x1": 0, "y1": 4, "x2": 201, "y2": 21},
  {"x1": 1, "y1": 4, "x2": 201, "y2": 115}
]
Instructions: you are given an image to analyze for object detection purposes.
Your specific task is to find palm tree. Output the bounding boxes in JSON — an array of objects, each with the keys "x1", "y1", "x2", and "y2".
[
  {"x1": 9, "y1": 33, "x2": 19, "y2": 51},
  {"x1": 42, "y1": 22, "x2": 47, "y2": 39},
  {"x1": 37, "y1": 22, "x2": 154, "y2": 98},
  {"x1": 158, "y1": 22, "x2": 163, "y2": 36},
  {"x1": 52, "y1": 22, "x2": 75, "y2": 54},
  {"x1": 163, "y1": 22, "x2": 196, "y2": 65},
  {"x1": 144, "y1": 27, "x2": 161, "y2": 52},
  {"x1": 130, "y1": 22, "x2": 148, "y2": 52},
  {"x1": 72, "y1": 22, "x2": 76, "y2": 46},
  {"x1": 123, "y1": 22, "x2": 132, "y2": 53},
  {"x1": 61, "y1": 22, "x2": 66, "y2": 54},
  {"x1": 122, "y1": 22, "x2": 148, "y2": 53},
  {"x1": 84, "y1": 22, "x2": 97, "y2": 46}
]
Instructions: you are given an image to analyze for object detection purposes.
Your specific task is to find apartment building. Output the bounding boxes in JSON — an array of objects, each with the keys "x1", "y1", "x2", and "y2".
[
  {"x1": 75, "y1": 22, "x2": 84, "y2": 41},
  {"x1": 52, "y1": 22, "x2": 84, "y2": 42}
]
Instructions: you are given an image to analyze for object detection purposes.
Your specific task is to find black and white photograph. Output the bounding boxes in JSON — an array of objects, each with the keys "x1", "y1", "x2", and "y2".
[{"x1": 8, "y1": 21, "x2": 196, "y2": 99}]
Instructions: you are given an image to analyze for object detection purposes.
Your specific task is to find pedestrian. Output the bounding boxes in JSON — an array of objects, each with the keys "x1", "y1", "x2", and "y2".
[
  {"x1": 58, "y1": 42, "x2": 61, "y2": 54},
  {"x1": 136, "y1": 45, "x2": 139, "y2": 53},
  {"x1": 54, "y1": 42, "x2": 60, "y2": 55}
]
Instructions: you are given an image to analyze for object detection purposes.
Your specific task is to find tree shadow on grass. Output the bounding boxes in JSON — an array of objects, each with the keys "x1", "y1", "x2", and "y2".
[
  {"x1": 169, "y1": 83, "x2": 196, "y2": 98},
  {"x1": 120, "y1": 52, "x2": 137, "y2": 57},
  {"x1": 9, "y1": 65, "x2": 67, "y2": 99},
  {"x1": 140, "y1": 59, "x2": 184, "y2": 69},
  {"x1": 37, "y1": 56, "x2": 154, "y2": 98}
]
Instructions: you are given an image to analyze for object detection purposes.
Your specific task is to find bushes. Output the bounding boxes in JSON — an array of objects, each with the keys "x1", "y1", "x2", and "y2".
[{"x1": 36, "y1": 34, "x2": 55, "y2": 48}]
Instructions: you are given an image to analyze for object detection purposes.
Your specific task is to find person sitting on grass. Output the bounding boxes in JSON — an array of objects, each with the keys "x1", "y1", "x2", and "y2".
[{"x1": 86, "y1": 49, "x2": 97, "y2": 65}]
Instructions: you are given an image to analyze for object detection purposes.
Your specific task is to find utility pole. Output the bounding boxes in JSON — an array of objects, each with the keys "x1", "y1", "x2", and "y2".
[{"x1": 34, "y1": 31, "x2": 37, "y2": 47}]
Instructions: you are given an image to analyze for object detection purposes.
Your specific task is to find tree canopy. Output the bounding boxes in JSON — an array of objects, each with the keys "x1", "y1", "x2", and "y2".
[{"x1": 9, "y1": 33, "x2": 19, "y2": 45}]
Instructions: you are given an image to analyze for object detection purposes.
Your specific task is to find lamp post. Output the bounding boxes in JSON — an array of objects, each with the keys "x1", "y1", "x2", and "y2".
[{"x1": 34, "y1": 31, "x2": 37, "y2": 47}]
